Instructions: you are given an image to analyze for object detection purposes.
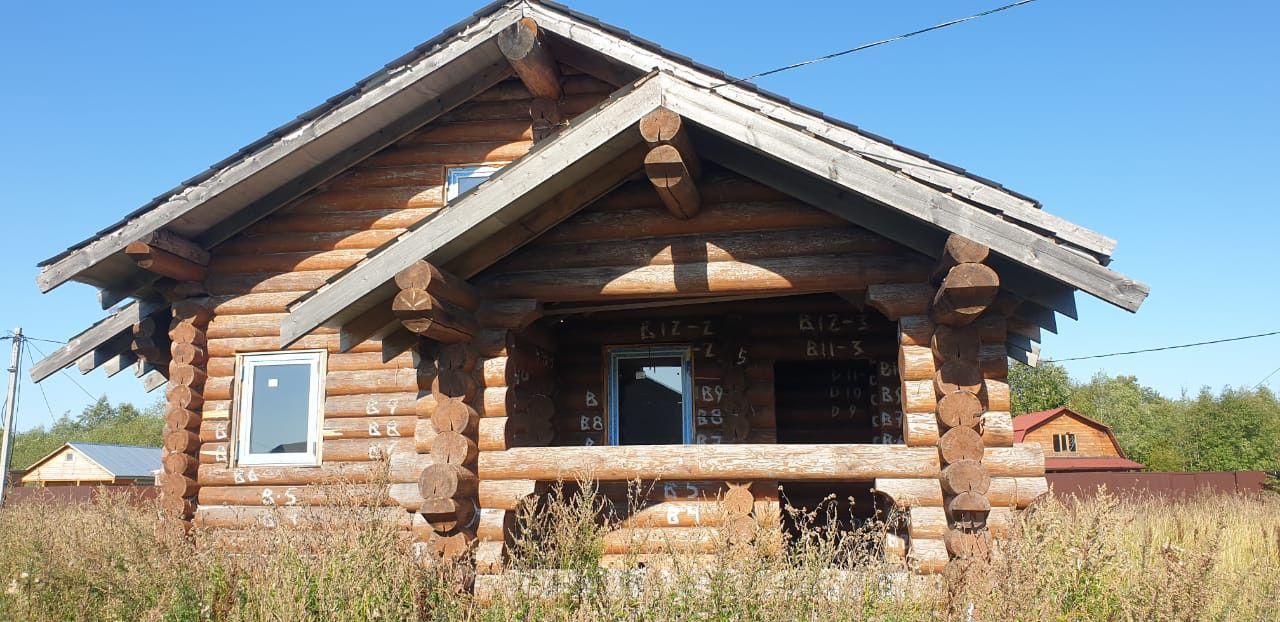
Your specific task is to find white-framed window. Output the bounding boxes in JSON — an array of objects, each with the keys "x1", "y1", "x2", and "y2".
[
  {"x1": 445, "y1": 164, "x2": 504, "y2": 202},
  {"x1": 606, "y1": 346, "x2": 694, "y2": 445},
  {"x1": 233, "y1": 350, "x2": 326, "y2": 466}
]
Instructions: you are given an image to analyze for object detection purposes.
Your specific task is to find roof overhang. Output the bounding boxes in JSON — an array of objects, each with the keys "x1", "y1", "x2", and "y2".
[{"x1": 280, "y1": 70, "x2": 1147, "y2": 346}]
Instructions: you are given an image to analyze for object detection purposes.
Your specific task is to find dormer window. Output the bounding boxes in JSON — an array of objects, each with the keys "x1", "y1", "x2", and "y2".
[{"x1": 445, "y1": 165, "x2": 504, "y2": 202}]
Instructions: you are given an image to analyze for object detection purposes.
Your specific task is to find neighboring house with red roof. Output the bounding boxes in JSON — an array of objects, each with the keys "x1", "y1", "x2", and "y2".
[{"x1": 1013, "y1": 408, "x2": 1144, "y2": 472}]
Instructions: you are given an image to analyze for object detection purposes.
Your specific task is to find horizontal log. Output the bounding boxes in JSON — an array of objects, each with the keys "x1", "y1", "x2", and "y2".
[
  {"x1": 908, "y1": 538, "x2": 948, "y2": 574},
  {"x1": 477, "y1": 479, "x2": 544, "y2": 511},
  {"x1": 619, "y1": 500, "x2": 730, "y2": 528},
  {"x1": 477, "y1": 254, "x2": 933, "y2": 302},
  {"x1": 902, "y1": 412, "x2": 939, "y2": 447},
  {"x1": 931, "y1": 235, "x2": 989, "y2": 285},
  {"x1": 897, "y1": 345, "x2": 935, "y2": 381},
  {"x1": 324, "y1": 163, "x2": 443, "y2": 190},
  {"x1": 207, "y1": 351, "x2": 415, "y2": 376},
  {"x1": 479, "y1": 444, "x2": 939, "y2": 482},
  {"x1": 987, "y1": 477, "x2": 1048, "y2": 509},
  {"x1": 394, "y1": 289, "x2": 478, "y2": 342},
  {"x1": 639, "y1": 108, "x2": 701, "y2": 178},
  {"x1": 931, "y1": 263, "x2": 999, "y2": 327},
  {"x1": 492, "y1": 227, "x2": 901, "y2": 275},
  {"x1": 980, "y1": 379, "x2": 1011, "y2": 412},
  {"x1": 476, "y1": 299, "x2": 542, "y2": 331},
  {"x1": 387, "y1": 451, "x2": 434, "y2": 484},
  {"x1": 163, "y1": 452, "x2": 200, "y2": 478},
  {"x1": 395, "y1": 261, "x2": 482, "y2": 311},
  {"x1": 165, "y1": 405, "x2": 202, "y2": 431},
  {"x1": 898, "y1": 315, "x2": 934, "y2": 347},
  {"x1": 209, "y1": 249, "x2": 370, "y2": 275},
  {"x1": 198, "y1": 442, "x2": 229, "y2": 465},
  {"x1": 865, "y1": 283, "x2": 933, "y2": 321},
  {"x1": 908, "y1": 507, "x2": 947, "y2": 541},
  {"x1": 364, "y1": 140, "x2": 532, "y2": 168},
  {"x1": 540, "y1": 200, "x2": 846, "y2": 245},
  {"x1": 197, "y1": 485, "x2": 393, "y2": 507},
  {"x1": 198, "y1": 462, "x2": 386, "y2": 487},
  {"x1": 438, "y1": 93, "x2": 598, "y2": 123},
  {"x1": 941, "y1": 460, "x2": 990, "y2": 496},
  {"x1": 872, "y1": 478, "x2": 943, "y2": 508},
  {"x1": 125, "y1": 242, "x2": 206, "y2": 282},
  {"x1": 214, "y1": 232, "x2": 400, "y2": 259},
  {"x1": 415, "y1": 418, "x2": 439, "y2": 453},
  {"x1": 321, "y1": 438, "x2": 415, "y2": 462},
  {"x1": 322, "y1": 415, "x2": 416, "y2": 440},
  {"x1": 286, "y1": 185, "x2": 442, "y2": 213},
  {"x1": 478, "y1": 415, "x2": 553, "y2": 450},
  {"x1": 939, "y1": 426, "x2": 985, "y2": 464},
  {"x1": 901, "y1": 379, "x2": 935, "y2": 415},
  {"x1": 475, "y1": 540, "x2": 505, "y2": 574},
  {"x1": 249, "y1": 208, "x2": 437, "y2": 235},
  {"x1": 602, "y1": 527, "x2": 722, "y2": 555},
  {"x1": 203, "y1": 369, "x2": 422, "y2": 400},
  {"x1": 410, "y1": 119, "x2": 533, "y2": 144},
  {"x1": 419, "y1": 498, "x2": 478, "y2": 533},
  {"x1": 194, "y1": 505, "x2": 411, "y2": 530},
  {"x1": 206, "y1": 313, "x2": 337, "y2": 340},
  {"x1": 980, "y1": 412, "x2": 1014, "y2": 447},
  {"x1": 477, "y1": 507, "x2": 516, "y2": 543},
  {"x1": 983, "y1": 444, "x2": 1045, "y2": 477},
  {"x1": 164, "y1": 428, "x2": 200, "y2": 453},
  {"x1": 159, "y1": 472, "x2": 198, "y2": 499}
]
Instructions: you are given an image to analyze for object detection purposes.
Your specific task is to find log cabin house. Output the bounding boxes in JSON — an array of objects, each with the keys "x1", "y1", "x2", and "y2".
[
  {"x1": 1013, "y1": 408, "x2": 1145, "y2": 472},
  {"x1": 29, "y1": 1, "x2": 1147, "y2": 582}
]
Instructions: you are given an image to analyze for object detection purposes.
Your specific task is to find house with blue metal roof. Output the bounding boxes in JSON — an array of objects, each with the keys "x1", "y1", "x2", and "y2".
[{"x1": 20, "y1": 442, "x2": 161, "y2": 486}]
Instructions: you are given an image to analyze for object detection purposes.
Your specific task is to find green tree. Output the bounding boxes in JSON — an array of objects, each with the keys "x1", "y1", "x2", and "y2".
[
  {"x1": 9, "y1": 396, "x2": 163, "y2": 469},
  {"x1": 1009, "y1": 361, "x2": 1071, "y2": 414}
]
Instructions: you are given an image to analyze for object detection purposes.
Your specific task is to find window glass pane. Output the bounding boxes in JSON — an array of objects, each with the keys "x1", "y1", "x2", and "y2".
[
  {"x1": 248, "y1": 362, "x2": 312, "y2": 454},
  {"x1": 455, "y1": 174, "x2": 488, "y2": 196},
  {"x1": 1053, "y1": 435, "x2": 1061, "y2": 452},
  {"x1": 1068, "y1": 434, "x2": 1077, "y2": 452},
  {"x1": 617, "y1": 355, "x2": 685, "y2": 445},
  {"x1": 446, "y1": 166, "x2": 501, "y2": 201}
]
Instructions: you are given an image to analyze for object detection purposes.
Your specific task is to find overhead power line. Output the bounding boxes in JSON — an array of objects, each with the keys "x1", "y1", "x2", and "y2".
[
  {"x1": 711, "y1": 0, "x2": 1041, "y2": 88},
  {"x1": 1254, "y1": 364, "x2": 1280, "y2": 390},
  {"x1": 23, "y1": 339, "x2": 98, "y2": 402},
  {"x1": 1046, "y1": 330, "x2": 1280, "y2": 363}
]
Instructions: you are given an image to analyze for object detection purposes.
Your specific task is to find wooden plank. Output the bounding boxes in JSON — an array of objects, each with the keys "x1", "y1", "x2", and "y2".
[
  {"x1": 30, "y1": 300, "x2": 162, "y2": 382},
  {"x1": 279, "y1": 73, "x2": 666, "y2": 346}
]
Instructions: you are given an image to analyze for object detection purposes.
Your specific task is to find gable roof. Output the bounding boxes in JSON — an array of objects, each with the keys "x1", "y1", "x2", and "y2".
[
  {"x1": 24, "y1": 442, "x2": 162, "y2": 479},
  {"x1": 32, "y1": 0, "x2": 1147, "y2": 382},
  {"x1": 1013, "y1": 408, "x2": 1133, "y2": 459}
]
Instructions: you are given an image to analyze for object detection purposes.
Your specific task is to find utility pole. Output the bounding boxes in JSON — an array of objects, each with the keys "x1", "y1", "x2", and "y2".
[{"x1": 0, "y1": 327, "x2": 22, "y2": 508}]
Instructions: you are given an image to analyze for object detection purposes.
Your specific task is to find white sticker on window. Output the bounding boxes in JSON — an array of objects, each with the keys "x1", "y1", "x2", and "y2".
[{"x1": 267, "y1": 378, "x2": 279, "y2": 388}]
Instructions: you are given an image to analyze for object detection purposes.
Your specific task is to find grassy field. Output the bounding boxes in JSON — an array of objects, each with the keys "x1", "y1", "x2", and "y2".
[{"x1": 0, "y1": 484, "x2": 1276, "y2": 621}]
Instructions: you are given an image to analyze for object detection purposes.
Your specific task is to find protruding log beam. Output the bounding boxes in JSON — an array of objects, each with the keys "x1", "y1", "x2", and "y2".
[
  {"x1": 638, "y1": 108, "x2": 702, "y2": 179},
  {"x1": 418, "y1": 463, "x2": 479, "y2": 500},
  {"x1": 394, "y1": 261, "x2": 482, "y2": 311},
  {"x1": 477, "y1": 479, "x2": 544, "y2": 511},
  {"x1": 393, "y1": 288, "x2": 479, "y2": 343},
  {"x1": 125, "y1": 242, "x2": 206, "y2": 282},
  {"x1": 874, "y1": 478, "x2": 944, "y2": 508},
  {"x1": 865, "y1": 283, "x2": 933, "y2": 320},
  {"x1": 497, "y1": 17, "x2": 562, "y2": 100},
  {"x1": 930, "y1": 235, "x2": 989, "y2": 285},
  {"x1": 931, "y1": 263, "x2": 999, "y2": 327},
  {"x1": 644, "y1": 144, "x2": 700, "y2": 219},
  {"x1": 940, "y1": 460, "x2": 990, "y2": 496},
  {"x1": 136, "y1": 230, "x2": 211, "y2": 267}
]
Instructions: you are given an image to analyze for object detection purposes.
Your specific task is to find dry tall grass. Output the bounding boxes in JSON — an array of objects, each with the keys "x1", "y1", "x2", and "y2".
[{"x1": 0, "y1": 484, "x2": 1276, "y2": 621}]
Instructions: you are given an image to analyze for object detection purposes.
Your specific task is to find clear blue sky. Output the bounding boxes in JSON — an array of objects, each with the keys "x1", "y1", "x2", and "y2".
[{"x1": 2, "y1": 1, "x2": 1277, "y2": 432}]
